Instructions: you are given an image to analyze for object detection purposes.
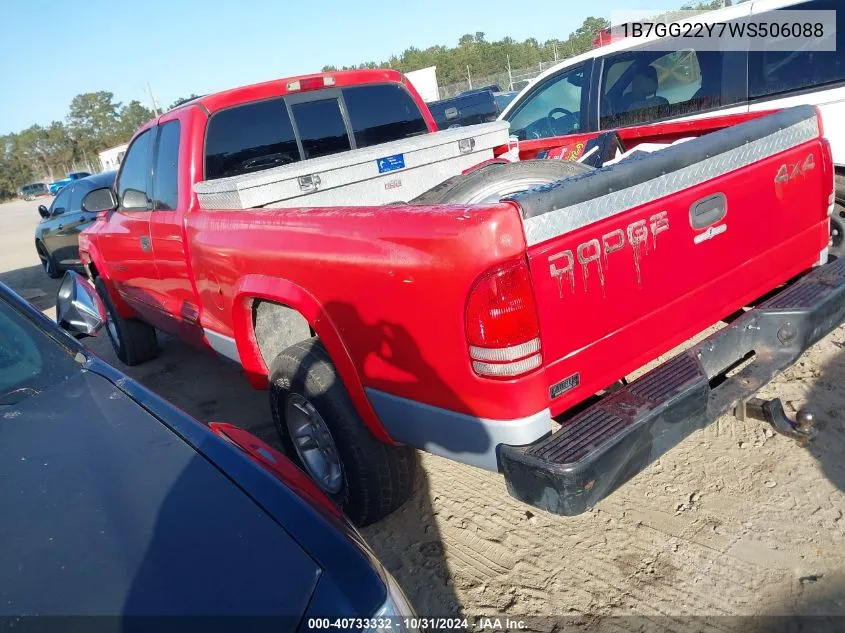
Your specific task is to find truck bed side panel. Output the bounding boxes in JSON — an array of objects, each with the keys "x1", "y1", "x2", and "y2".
[{"x1": 186, "y1": 203, "x2": 549, "y2": 421}]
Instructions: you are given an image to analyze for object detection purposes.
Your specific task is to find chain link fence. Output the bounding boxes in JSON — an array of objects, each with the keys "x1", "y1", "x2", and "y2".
[{"x1": 437, "y1": 60, "x2": 560, "y2": 99}]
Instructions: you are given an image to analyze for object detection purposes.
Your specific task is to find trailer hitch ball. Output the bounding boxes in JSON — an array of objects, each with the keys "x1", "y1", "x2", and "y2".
[
  {"x1": 737, "y1": 397, "x2": 818, "y2": 445},
  {"x1": 795, "y1": 409, "x2": 816, "y2": 433}
]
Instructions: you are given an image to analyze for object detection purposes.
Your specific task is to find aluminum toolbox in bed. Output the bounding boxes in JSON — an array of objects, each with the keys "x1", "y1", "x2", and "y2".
[{"x1": 194, "y1": 121, "x2": 510, "y2": 210}]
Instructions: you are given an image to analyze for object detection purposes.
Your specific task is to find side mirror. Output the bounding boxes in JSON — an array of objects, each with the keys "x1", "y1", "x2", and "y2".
[
  {"x1": 56, "y1": 271, "x2": 107, "y2": 339},
  {"x1": 121, "y1": 189, "x2": 148, "y2": 211},
  {"x1": 38, "y1": 204, "x2": 49, "y2": 219},
  {"x1": 81, "y1": 187, "x2": 118, "y2": 214}
]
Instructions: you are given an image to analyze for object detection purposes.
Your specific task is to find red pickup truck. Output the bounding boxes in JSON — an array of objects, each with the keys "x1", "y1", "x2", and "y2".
[{"x1": 77, "y1": 69, "x2": 845, "y2": 525}]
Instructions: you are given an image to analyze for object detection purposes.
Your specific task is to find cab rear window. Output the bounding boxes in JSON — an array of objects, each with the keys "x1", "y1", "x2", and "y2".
[
  {"x1": 203, "y1": 83, "x2": 428, "y2": 181},
  {"x1": 205, "y1": 99, "x2": 300, "y2": 181},
  {"x1": 342, "y1": 84, "x2": 428, "y2": 147}
]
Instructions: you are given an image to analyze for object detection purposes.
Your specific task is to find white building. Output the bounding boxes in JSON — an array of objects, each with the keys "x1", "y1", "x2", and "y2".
[
  {"x1": 99, "y1": 143, "x2": 128, "y2": 173},
  {"x1": 404, "y1": 66, "x2": 439, "y2": 103}
]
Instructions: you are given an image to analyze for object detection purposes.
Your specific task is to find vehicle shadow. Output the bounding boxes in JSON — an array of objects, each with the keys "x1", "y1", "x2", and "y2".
[
  {"x1": 0, "y1": 264, "x2": 60, "y2": 311},
  {"x1": 800, "y1": 338, "x2": 845, "y2": 494}
]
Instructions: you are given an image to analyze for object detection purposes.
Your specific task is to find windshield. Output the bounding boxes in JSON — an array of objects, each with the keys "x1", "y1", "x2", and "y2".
[
  {"x1": 0, "y1": 296, "x2": 80, "y2": 406},
  {"x1": 505, "y1": 65, "x2": 584, "y2": 140}
]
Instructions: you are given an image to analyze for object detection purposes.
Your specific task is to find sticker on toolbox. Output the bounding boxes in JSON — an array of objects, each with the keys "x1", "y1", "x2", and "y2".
[{"x1": 376, "y1": 153, "x2": 405, "y2": 173}]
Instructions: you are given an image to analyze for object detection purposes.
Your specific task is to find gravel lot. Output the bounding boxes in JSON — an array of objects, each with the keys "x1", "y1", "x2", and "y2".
[{"x1": 4, "y1": 196, "x2": 845, "y2": 628}]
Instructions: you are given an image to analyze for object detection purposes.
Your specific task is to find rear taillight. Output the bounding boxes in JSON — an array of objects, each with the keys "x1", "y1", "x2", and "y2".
[{"x1": 466, "y1": 259, "x2": 542, "y2": 378}]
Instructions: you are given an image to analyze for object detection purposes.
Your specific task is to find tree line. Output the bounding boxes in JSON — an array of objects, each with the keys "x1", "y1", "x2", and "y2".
[
  {"x1": 322, "y1": 17, "x2": 611, "y2": 84},
  {"x1": 0, "y1": 92, "x2": 193, "y2": 200},
  {"x1": 320, "y1": 2, "x2": 735, "y2": 81}
]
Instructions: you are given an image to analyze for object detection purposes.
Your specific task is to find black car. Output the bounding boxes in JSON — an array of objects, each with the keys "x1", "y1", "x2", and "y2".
[
  {"x1": 0, "y1": 272, "x2": 415, "y2": 630},
  {"x1": 34, "y1": 171, "x2": 116, "y2": 279}
]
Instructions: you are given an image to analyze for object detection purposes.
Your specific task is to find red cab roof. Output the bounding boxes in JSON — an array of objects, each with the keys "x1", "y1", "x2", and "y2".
[{"x1": 195, "y1": 68, "x2": 406, "y2": 114}]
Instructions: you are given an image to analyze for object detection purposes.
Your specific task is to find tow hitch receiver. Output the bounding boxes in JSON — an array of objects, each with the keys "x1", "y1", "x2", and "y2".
[{"x1": 736, "y1": 397, "x2": 817, "y2": 445}]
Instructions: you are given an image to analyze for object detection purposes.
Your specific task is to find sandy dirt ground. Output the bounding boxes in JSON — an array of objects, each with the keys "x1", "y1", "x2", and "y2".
[{"x1": 5, "y1": 197, "x2": 845, "y2": 628}]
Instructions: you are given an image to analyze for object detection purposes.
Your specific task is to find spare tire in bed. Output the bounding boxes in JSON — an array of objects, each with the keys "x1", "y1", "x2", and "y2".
[{"x1": 410, "y1": 159, "x2": 593, "y2": 205}]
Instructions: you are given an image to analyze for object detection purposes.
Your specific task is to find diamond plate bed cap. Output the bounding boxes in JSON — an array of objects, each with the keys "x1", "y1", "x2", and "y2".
[{"x1": 511, "y1": 105, "x2": 820, "y2": 247}]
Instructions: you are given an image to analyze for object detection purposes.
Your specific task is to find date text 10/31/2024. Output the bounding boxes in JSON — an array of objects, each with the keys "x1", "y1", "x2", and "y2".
[{"x1": 305, "y1": 617, "x2": 528, "y2": 630}]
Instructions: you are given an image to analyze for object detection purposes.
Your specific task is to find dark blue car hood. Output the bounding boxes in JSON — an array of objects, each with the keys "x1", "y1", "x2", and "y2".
[{"x1": 0, "y1": 370, "x2": 320, "y2": 617}]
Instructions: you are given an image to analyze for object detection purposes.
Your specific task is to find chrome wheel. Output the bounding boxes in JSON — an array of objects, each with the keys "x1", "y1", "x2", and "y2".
[{"x1": 285, "y1": 393, "x2": 343, "y2": 494}]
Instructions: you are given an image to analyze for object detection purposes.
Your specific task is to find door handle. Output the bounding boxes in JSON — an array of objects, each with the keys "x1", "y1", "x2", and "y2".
[{"x1": 140, "y1": 236, "x2": 151, "y2": 252}]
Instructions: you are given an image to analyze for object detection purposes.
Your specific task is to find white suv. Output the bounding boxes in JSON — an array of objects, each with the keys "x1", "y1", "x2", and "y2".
[{"x1": 500, "y1": 0, "x2": 845, "y2": 232}]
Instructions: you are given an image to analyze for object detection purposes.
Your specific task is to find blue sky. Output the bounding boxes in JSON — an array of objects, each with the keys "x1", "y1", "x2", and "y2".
[{"x1": 0, "y1": 0, "x2": 658, "y2": 134}]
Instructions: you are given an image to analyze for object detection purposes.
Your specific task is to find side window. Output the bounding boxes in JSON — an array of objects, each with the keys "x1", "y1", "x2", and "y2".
[
  {"x1": 49, "y1": 186, "x2": 71, "y2": 216},
  {"x1": 600, "y1": 45, "x2": 731, "y2": 128},
  {"x1": 749, "y1": 0, "x2": 845, "y2": 99},
  {"x1": 342, "y1": 84, "x2": 429, "y2": 147},
  {"x1": 289, "y1": 98, "x2": 351, "y2": 159},
  {"x1": 205, "y1": 99, "x2": 300, "y2": 181},
  {"x1": 68, "y1": 180, "x2": 94, "y2": 212},
  {"x1": 504, "y1": 65, "x2": 585, "y2": 140},
  {"x1": 152, "y1": 121, "x2": 180, "y2": 210},
  {"x1": 117, "y1": 130, "x2": 152, "y2": 211}
]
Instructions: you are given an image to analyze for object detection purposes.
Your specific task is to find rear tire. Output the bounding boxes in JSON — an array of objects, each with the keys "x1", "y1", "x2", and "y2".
[
  {"x1": 36, "y1": 241, "x2": 62, "y2": 279},
  {"x1": 269, "y1": 338, "x2": 417, "y2": 526},
  {"x1": 411, "y1": 159, "x2": 593, "y2": 205},
  {"x1": 94, "y1": 277, "x2": 158, "y2": 365}
]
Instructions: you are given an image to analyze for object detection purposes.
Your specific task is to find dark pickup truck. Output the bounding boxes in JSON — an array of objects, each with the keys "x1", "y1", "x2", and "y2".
[{"x1": 429, "y1": 87, "x2": 515, "y2": 129}]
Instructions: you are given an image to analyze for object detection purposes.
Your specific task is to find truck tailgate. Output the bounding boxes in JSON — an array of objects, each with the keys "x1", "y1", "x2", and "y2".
[{"x1": 510, "y1": 106, "x2": 831, "y2": 416}]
